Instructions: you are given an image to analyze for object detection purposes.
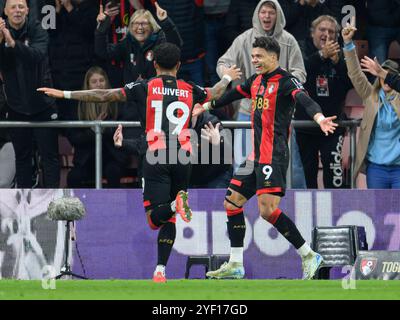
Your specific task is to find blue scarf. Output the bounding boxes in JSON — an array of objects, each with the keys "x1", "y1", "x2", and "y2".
[{"x1": 377, "y1": 89, "x2": 397, "y2": 130}]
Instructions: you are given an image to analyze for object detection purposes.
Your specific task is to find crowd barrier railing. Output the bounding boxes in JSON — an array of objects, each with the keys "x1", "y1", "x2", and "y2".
[{"x1": 0, "y1": 119, "x2": 361, "y2": 189}]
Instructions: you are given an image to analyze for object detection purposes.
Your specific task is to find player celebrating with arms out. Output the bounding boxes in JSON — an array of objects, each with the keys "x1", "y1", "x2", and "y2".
[
  {"x1": 193, "y1": 37, "x2": 337, "y2": 280},
  {"x1": 38, "y1": 43, "x2": 241, "y2": 283}
]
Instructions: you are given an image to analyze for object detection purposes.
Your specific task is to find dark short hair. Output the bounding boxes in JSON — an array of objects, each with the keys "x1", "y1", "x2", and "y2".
[
  {"x1": 153, "y1": 43, "x2": 181, "y2": 70},
  {"x1": 260, "y1": 1, "x2": 276, "y2": 10},
  {"x1": 252, "y1": 36, "x2": 280, "y2": 59}
]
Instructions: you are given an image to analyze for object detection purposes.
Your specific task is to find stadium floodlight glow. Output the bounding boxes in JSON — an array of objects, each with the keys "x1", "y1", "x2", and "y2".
[{"x1": 311, "y1": 226, "x2": 368, "y2": 279}]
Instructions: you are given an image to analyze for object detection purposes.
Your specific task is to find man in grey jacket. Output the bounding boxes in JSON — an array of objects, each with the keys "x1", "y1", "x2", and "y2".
[{"x1": 217, "y1": 0, "x2": 306, "y2": 185}]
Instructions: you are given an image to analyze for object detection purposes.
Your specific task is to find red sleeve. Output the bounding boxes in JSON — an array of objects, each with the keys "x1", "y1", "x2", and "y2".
[
  {"x1": 236, "y1": 84, "x2": 251, "y2": 98},
  {"x1": 291, "y1": 89, "x2": 303, "y2": 100},
  {"x1": 204, "y1": 88, "x2": 212, "y2": 103}
]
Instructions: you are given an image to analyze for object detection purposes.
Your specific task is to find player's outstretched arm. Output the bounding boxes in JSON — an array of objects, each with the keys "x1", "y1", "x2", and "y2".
[
  {"x1": 37, "y1": 88, "x2": 127, "y2": 103},
  {"x1": 207, "y1": 65, "x2": 242, "y2": 100},
  {"x1": 294, "y1": 91, "x2": 338, "y2": 136},
  {"x1": 314, "y1": 113, "x2": 338, "y2": 136}
]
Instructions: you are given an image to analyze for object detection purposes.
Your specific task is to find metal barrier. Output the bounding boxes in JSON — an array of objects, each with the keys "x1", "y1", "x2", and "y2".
[{"x1": 0, "y1": 119, "x2": 361, "y2": 189}]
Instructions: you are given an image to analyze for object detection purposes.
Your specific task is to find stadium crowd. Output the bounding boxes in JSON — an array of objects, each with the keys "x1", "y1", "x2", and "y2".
[{"x1": 0, "y1": 0, "x2": 400, "y2": 189}]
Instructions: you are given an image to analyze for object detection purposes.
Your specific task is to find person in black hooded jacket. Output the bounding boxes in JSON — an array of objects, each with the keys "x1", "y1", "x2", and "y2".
[
  {"x1": 97, "y1": 0, "x2": 145, "y2": 88},
  {"x1": 0, "y1": 0, "x2": 59, "y2": 188},
  {"x1": 361, "y1": 55, "x2": 400, "y2": 93}
]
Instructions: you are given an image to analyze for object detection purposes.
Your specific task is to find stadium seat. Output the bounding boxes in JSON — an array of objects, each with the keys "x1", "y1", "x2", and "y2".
[
  {"x1": 388, "y1": 40, "x2": 400, "y2": 61},
  {"x1": 102, "y1": 155, "x2": 140, "y2": 187},
  {"x1": 311, "y1": 226, "x2": 368, "y2": 279},
  {"x1": 354, "y1": 40, "x2": 369, "y2": 60},
  {"x1": 344, "y1": 89, "x2": 364, "y2": 119}
]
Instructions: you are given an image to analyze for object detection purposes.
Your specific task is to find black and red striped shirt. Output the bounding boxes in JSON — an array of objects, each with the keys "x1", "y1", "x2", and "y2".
[
  {"x1": 122, "y1": 75, "x2": 210, "y2": 151},
  {"x1": 213, "y1": 67, "x2": 320, "y2": 164}
]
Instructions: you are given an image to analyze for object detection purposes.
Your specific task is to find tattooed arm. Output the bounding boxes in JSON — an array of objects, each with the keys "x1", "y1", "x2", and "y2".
[
  {"x1": 37, "y1": 87, "x2": 127, "y2": 103},
  {"x1": 207, "y1": 65, "x2": 242, "y2": 100}
]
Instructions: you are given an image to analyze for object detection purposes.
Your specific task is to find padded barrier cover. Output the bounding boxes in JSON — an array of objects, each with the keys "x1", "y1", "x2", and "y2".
[{"x1": 353, "y1": 250, "x2": 400, "y2": 280}]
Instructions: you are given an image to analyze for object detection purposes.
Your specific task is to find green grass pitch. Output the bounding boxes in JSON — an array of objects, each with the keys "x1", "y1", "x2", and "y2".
[{"x1": 1, "y1": 279, "x2": 400, "y2": 300}]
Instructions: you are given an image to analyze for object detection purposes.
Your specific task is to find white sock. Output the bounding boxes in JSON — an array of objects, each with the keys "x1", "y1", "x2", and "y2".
[
  {"x1": 170, "y1": 200, "x2": 176, "y2": 212},
  {"x1": 155, "y1": 265, "x2": 165, "y2": 274},
  {"x1": 297, "y1": 243, "x2": 312, "y2": 258},
  {"x1": 229, "y1": 247, "x2": 243, "y2": 264}
]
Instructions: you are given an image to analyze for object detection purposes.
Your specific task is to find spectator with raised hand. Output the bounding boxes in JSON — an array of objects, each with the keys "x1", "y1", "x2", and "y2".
[
  {"x1": 0, "y1": 0, "x2": 60, "y2": 188},
  {"x1": 295, "y1": 15, "x2": 352, "y2": 189},
  {"x1": 95, "y1": 1, "x2": 182, "y2": 86},
  {"x1": 342, "y1": 17, "x2": 400, "y2": 189},
  {"x1": 361, "y1": 56, "x2": 400, "y2": 93},
  {"x1": 96, "y1": 1, "x2": 182, "y2": 151},
  {"x1": 66, "y1": 66, "x2": 129, "y2": 188},
  {"x1": 97, "y1": 0, "x2": 144, "y2": 88}
]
